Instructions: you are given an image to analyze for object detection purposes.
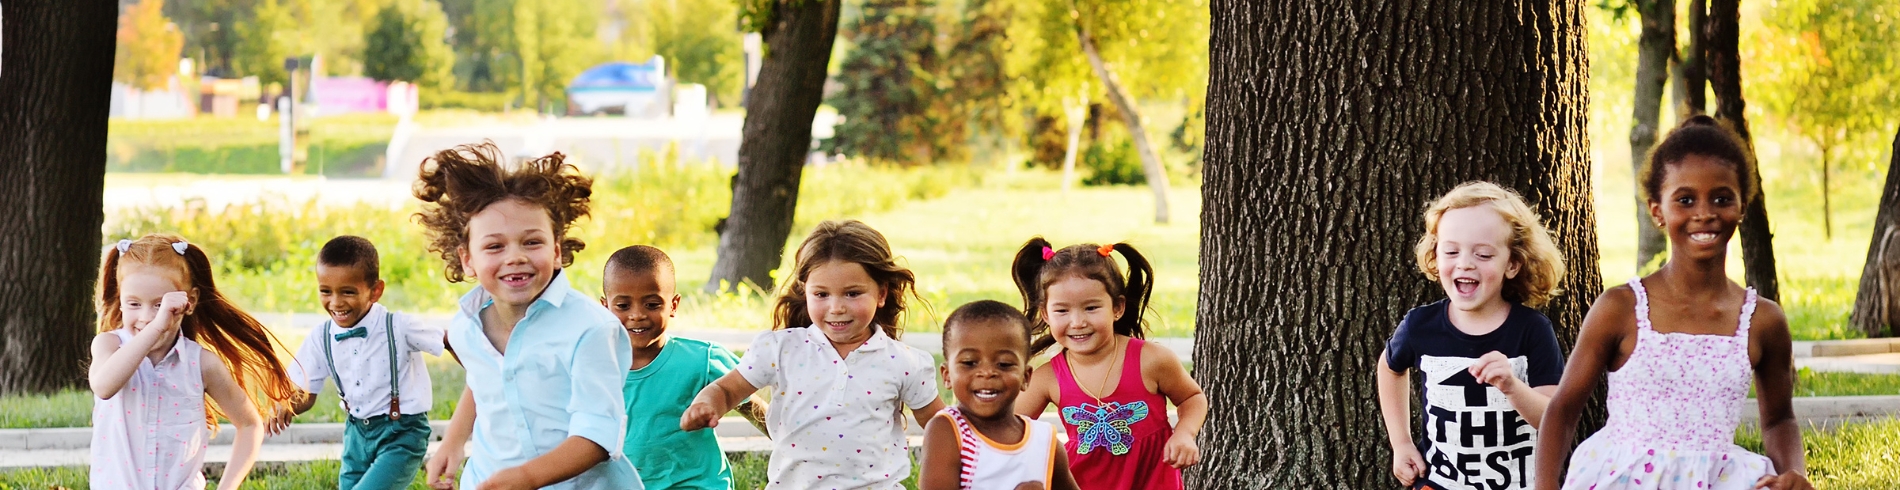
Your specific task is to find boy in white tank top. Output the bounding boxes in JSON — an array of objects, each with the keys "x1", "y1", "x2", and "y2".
[{"x1": 921, "y1": 300, "x2": 1079, "y2": 490}]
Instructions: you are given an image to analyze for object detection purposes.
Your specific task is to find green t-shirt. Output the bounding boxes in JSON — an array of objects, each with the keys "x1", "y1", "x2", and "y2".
[{"x1": 622, "y1": 336, "x2": 740, "y2": 490}]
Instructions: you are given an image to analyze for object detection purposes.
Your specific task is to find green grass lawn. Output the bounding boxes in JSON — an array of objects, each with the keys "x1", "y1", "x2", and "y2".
[{"x1": 7, "y1": 419, "x2": 1900, "y2": 489}]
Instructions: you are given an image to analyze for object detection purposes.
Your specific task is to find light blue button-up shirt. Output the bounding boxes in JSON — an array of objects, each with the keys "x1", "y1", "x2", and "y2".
[{"x1": 449, "y1": 270, "x2": 641, "y2": 489}]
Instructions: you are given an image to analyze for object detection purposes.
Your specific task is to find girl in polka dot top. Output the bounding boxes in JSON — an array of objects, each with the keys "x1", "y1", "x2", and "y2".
[{"x1": 682, "y1": 220, "x2": 946, "y2": 489}]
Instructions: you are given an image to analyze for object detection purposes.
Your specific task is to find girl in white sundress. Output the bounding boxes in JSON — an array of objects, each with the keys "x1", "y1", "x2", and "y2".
[{"x1": 1532, "y1": 116, "x2": 1810, "y2": 490}]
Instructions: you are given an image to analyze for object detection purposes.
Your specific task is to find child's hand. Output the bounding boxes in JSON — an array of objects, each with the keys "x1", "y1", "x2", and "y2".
[
  {"x1": 1391, "y1": 445, "x2": 1426, "y2": 486},
  {"x1": 1162, "y1": 431, "x2": 1200, "y2": 468},
  {"x1": 264, "y1": 407, "x2": 294, "y2": 436},
  {"x1": 477, "y1": 467, "x2": 534, "y2": 490},
  {"x1": 1468, "y1": 351, "x2": 1522, "y2": 394},
  {"x1": 425, "y1": 444, "x2": 464, "y2": 490},
  {"x1": 680, "y1": 401, "x2": 722, "y2": 431},
  {"x1": 1753, "y1": 472, "x2": 1813, "y2": 490}
]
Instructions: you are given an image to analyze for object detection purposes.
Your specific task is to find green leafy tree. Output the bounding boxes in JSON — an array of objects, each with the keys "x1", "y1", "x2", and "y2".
[
  {"x1": 363, "y1": 0, "x2": 456, "y2": 91},
  {"x1": 1756, "y1": 0, "x2": 1900, "y2": 238},
  {"x1": 824, "y1": 0, "x2": 943, "y2": 165},
  {"x1": 512, "y1": 0, "x2": 601, "y2": 112},
  {"x1": 165, "y1": 0, "x2": 255, "y2": 76},
  {"x1": 938, "y1": 0, "x2": 1016, "y2": 163},
  {"x1": 115, "y1": 0, "x2": 187, "y2": 90},
  {"x1": 234, "y1": 0, "x2": 300, "y2": 87},
  {"x1": 233, "y1": 0, "x2": 352, "y2": 86},
  {"x1": 639, "y1": 0, "x2": 745, "y2": 107}
]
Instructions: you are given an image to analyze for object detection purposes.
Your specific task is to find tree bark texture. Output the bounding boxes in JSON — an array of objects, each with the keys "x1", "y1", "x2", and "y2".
[
  {"x1": 0, "y1": 0, "x2": 117, "y2": 395},
  {"x1": 1706, "y1": 0, "x2": 1780, "y2": 301},
  {"x1": 1077, "y1": 24, "x2": 1171, "y2": 224},
  {"x1": 1675, "y1": 0, "x2": 1708, "y2": 117},
  {"x1": 1195, "y1": 1, "x2": 1604, "y2": 487},
  {"x1": 1849, "y1": 130, "x2": 1900, "y2": 337},
  {"x1": 704, "y1": 0, "x2": 842, "y2": 294},
  {"x1": 1631, "y1": 0, "x2": 1675, "y2": 273}
]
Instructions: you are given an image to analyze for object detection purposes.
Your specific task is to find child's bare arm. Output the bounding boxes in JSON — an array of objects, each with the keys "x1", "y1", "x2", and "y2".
[
  {"x1": 202, "y1": 350, "x2": 264, "y2": 490},
  {"x1": 1049, "y1": 445, "x2": 1079, "y2": 490},
  {"x1": 917, "y1": 415, "x2": 962, "y2": 490},
  {"x1": 1533, "y1": 288, "x2": 1633, "y2": 490},
  {"x1": 1143, "y1": 342, "x2": 1204, "y2": 469},
  {"x1": 484, "y1": 437, "x2": 609, "y2": 489},
  {"x1": 1749, "y1": 301, "x2": 1809, "y2": 488},
  {"x1": 1015, "y1": 363, "x2": 1057, "y2": 418},
  {"x1": 736, "y1": 395, "x2": 770, "y2": 438},
  {"x1": 683, "y1": 370, "x2": 759, "y2": 431},
  {"x1": 911, "y1": 399, "x2": 947, "y2": 429},
  {"x1": 1377, "y1": 351, "x2": 1424, "y2": 485},
  {"x1": 1468, "y1": 351, "x2": 1558, "y2": 428},
  {"x1": 90, "y1": 292, "x2": 187, "y2": 399},
  {"x1": 426, "y1": 387, "x2": 476, "y2": 489}
]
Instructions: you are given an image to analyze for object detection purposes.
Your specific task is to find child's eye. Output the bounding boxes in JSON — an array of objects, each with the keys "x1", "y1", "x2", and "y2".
[
  {"x1": 845, "y1": 291, "x2": 861, "y2": 298},
  {"x1": 999, "y1": 362, "x2": 1016, "y2": 369},
  {"x1": 645, "y1": 302, "x2": 662, "y2": 310},
  {"x1": 1477, "y1": 254, "x2": 1494, "y2": 260},
  {"x1": 1713, "y1": 196, "x2": 1733, "y2": 205},
  {"x1": 959, "y1": 360, "x2": 977, "y2": 367},
  {"x1": 1676, "y1": 197, "x2": 1694, "y2": 206}
]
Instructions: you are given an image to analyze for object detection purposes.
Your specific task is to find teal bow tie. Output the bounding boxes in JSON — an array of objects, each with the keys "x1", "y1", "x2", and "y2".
[{"x1": 334, "y1": 327, "x2": 368, "y2": 341}]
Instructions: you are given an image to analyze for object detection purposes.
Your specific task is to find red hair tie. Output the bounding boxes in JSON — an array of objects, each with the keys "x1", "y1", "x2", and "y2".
[
  {"x1": 1041, "y1": 246, "x2": 1055, "y2": 261},
  {"x1": 1097, "y1": 244, "x2": 1115, "y2": 257}
]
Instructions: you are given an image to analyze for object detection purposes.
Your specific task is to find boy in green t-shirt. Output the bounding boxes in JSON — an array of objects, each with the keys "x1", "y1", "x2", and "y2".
[{"x1": 602, "y1": 245, "x2": 768, "y2": 489}]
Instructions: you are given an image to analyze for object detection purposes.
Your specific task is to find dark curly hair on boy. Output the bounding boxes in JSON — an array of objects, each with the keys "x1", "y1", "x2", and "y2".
[{"x1": 412, "y1": 142, "x2": 593, "y2": 283}]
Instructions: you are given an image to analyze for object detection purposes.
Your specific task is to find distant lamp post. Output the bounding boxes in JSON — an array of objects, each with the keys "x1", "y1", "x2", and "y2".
[{"x1": 280, "y1": 57, "x2": 298, "y2": 174}]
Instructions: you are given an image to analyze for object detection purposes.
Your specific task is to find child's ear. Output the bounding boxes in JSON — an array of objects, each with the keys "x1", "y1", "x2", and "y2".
[
  {"x1": 668, "y1": 294, "x2": 682, "y2": 317},
  {"x1": 187, "y1": 287, "x2": 201, "y2": 314},
  {"x1": 1112, "y1": 297, "x2": 1126, "y2": 321},
  {"x1": 1022, "y1": 365, "x2": 1034, "y2": 391},
  {"x1": 600, "y1": 296, "x2": 610, "y2": 309},
  {"x1": 939, "y1": 363, "x2": 950, "y2": 386},
  {"x1": 368, "y1": 279, "x2": 387, "y2": 304},
  {"x1": 1507, "y1": 257, "x2": 1522, "y2": 280},
  {"x1": 457, "y1": 246, "x2": 473, "y2": 279}
]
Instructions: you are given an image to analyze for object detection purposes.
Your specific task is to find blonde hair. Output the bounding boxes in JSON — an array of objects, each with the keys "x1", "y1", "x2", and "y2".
[{"x1": 1413, "y1": 182, "x2": 1566, "y2": 308}]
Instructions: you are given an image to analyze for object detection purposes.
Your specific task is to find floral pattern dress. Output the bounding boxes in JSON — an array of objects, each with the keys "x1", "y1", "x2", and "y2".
[{"x1": 1562, "y1": 278, "x2": 1775, "y2": 489}]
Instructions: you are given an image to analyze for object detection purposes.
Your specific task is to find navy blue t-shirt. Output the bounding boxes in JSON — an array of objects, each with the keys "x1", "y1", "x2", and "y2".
[{"x1": 1384, "y1": 300, "x2": 1564, "y2": 490}]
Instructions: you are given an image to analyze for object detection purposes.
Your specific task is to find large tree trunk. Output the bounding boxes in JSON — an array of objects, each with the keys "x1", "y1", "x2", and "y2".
[
  {"x1": 1076, "y1": 25, "x2": 1171, "y2": 224},
  {"x1": 1631, "y1": 0, "x2": 1676, "y2": 272},
  {"x1": 1706, "y1": 0, "x2": 1780, "y2": 301},
  {"x1": 1194, "y1": 1, "x2": 1603, "y2": 487},
  {"x1": 1849, "y1": 130, "x2": 1900, "y2": 337},
  {"x1": 704, "y1": 0, "x2": 842, "y2": 294},
  {"x1": 0, "y1": 0, "x2": 117, "y2": 395}
]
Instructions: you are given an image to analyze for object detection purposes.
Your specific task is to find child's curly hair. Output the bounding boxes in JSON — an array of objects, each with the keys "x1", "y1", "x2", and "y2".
[
  {"x1": 1413, "y1": 181, "x2": 1566, "y2": 308},
  {"x1": 412, "y1": 142, "x2": 593, "y2": 282}
]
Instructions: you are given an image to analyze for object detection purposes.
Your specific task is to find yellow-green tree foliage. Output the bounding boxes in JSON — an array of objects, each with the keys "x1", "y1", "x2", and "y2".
[
  {"x1": 363, "y1": 0, "x2": 456, "y2": 91},
  {"x1": 115, "y1": 0, "x2": 186, "y2": 90},
  {"x1": 513, "y1": 0, "x2": 601, "y2": 112},
  {"x1": 614, "y1": 0, "x2": 744, "y2": 107},
  {"x1": 1006, "y1": 0, "x2": 1208, "y2": 163},
  {"x1": 1757, "y1": 0, "x2": 1900, "y2": 164}
]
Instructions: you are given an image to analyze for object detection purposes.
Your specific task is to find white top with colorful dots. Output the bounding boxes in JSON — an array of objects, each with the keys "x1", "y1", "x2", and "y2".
[
  {"x1": 90, "y1": 328, "x2": 208, "y2": 490},
  {"x1": 736, "y1": 325, "x2": 940, "y2": 490}
]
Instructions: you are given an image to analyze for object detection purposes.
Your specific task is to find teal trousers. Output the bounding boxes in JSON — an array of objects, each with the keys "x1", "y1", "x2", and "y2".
[{"x1": 339, "y1": 413, "x2": 430, "y2": 490}]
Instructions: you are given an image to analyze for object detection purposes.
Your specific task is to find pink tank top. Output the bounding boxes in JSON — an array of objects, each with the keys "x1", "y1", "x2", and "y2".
[{"x1": 1051, "y1": 336, "x2": 1181, "y2": 490}]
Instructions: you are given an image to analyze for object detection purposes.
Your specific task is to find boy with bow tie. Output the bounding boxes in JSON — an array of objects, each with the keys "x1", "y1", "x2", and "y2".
[{"x1": 276, "y1": 235, "x2": 446, "y2": 489}]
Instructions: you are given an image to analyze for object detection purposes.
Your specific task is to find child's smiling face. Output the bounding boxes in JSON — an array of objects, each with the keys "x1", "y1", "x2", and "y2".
[
  {"x1": 460, "y1": 198, "x2": 561, "y2": 309},
  {"x1": 601, "y1": 266, "x2": 678, "y2": 350},
  {"x1": 1043, "y1": 274, "x2": 1123, "y2": 356},
  {"x1": 1649, "y1": 154, "x2": 1744, "y2": 263},
  {"x1": 1434, "y1": 205, "x2": 1519, "y2": 313},
  {"x1": 804, "y1": 259, "x2": 887, "y2": 346},
  {"x1": 942, "y1": 319, "x2": 1029, "y2": 419},
  {"x1": 317, "y1": 263, "x2": 384, "y2": 329},
  {"x1": 118, "y1": 266, "x2": 192, "y2": 334}
]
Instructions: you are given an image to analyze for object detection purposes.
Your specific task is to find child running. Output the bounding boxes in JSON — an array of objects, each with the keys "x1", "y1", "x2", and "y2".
[
  {"x1": 88, "y1": 234, "x2": 300, "y2": 490},
  {"x1": 602, "y1": 245, "x2": 768, "y2": 489},
  {"x1": 681, "y1": 219, "x2": 946, "y2": 489},
  {"x1": 275, "y1": 235, "x2": 444, "y2": 490},
  {"x1": 1011, "y1": 239, "x2": 1206, "y2": 490},
  {"x1": 1534, "y1": 116, "x2": 1810, "y2": 490},
  {"x1": 415, "y1": 143, "x2": 641, "y2": 490},
  {"x1": 920, "y1": 300, "x2": 1078, "y2": 490},
  {"x1": 1376, "y1": 181, "x2": 1569, "y2": 490}
]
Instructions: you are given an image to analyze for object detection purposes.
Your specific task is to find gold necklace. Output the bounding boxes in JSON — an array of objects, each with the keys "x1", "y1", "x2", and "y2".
[{"x1": 1066, "y1": 335, "x2": 1123, "y2": 405}]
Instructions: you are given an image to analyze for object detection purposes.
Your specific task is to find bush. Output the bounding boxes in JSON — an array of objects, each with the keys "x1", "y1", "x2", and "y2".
[
  {"x1": 420, "y1": 88, "x2": 513, "y2": 112},
  {"x1": 1081, "y1": 136, "x2": 1144, "y2": 187}
]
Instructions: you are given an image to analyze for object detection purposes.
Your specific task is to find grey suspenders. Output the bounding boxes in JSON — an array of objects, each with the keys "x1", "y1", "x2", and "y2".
[{"x1": 321, "y1": 312, "x2": 402, "y2": 421}]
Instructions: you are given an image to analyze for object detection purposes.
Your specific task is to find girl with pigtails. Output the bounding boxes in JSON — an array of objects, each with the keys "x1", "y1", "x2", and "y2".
[
  {"x1": 1011, "y1": 238, "x2": 1207, "y2": 490},
  {"x1": 89, "y1": 234, "x2": 301, "y2": 490}
]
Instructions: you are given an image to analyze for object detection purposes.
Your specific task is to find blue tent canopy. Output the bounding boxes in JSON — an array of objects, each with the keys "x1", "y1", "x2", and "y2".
[{"x1": 569, "y1": 59, "x2": 663, "y2": 93}]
